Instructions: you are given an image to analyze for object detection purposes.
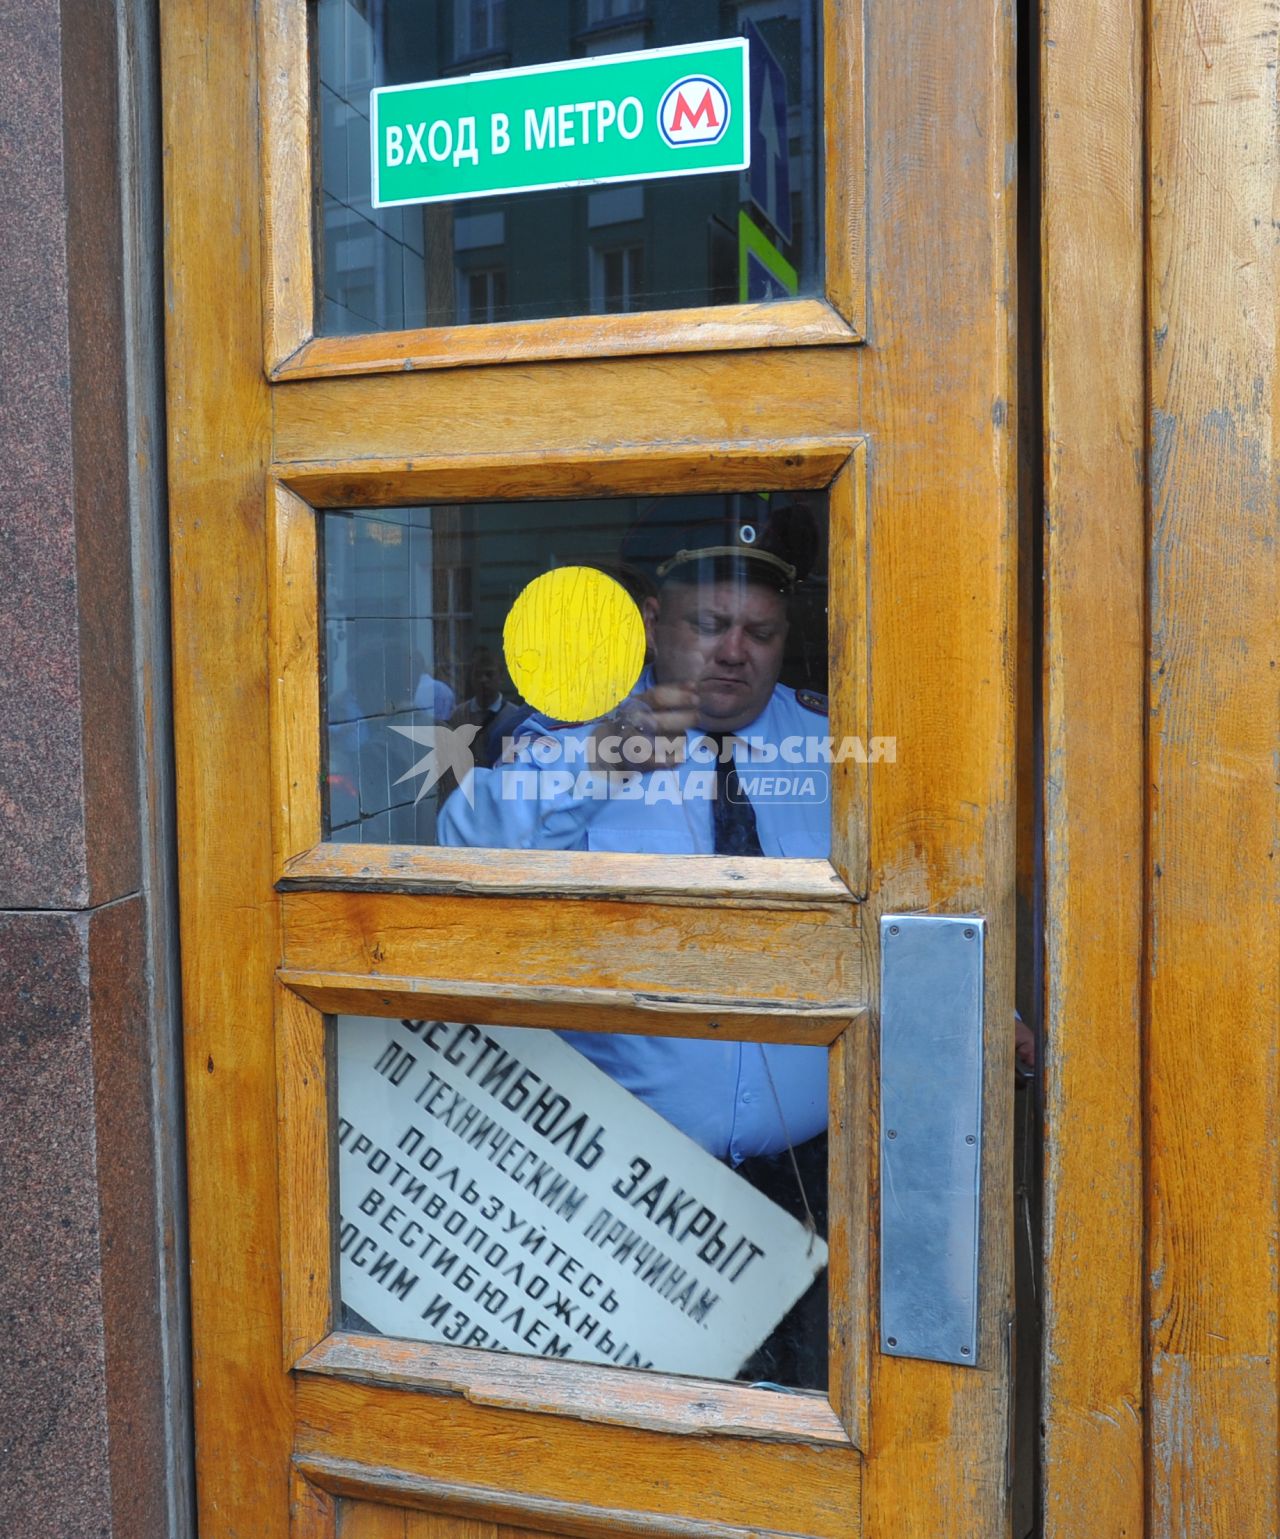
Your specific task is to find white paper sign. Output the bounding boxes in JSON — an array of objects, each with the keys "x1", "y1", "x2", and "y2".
[{"x1": 336, "y1": 1015, "x2": 827, "y2": 1378}]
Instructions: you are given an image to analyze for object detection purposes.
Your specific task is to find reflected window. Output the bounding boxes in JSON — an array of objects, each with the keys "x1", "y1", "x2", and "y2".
[
  {"x1": 336, "y1": 1014, "x2": 829, "y2": 1388},
  {"x1": 320, "y1": 493, "x2": 831, "y2": 855},
  {"x1": 591, "y1": 243, "x2": 644, "y2": 313},
  {"x1": 313, "y1": 0, "x2": 823, "y2": 332},
  {"x1": 581, "y1": 25, "x2": 646, "y2": 56},
  {"x1": 585, "y1": 0, "x2": 646, "y2": 24},
  {"x1": 455, "y1": 0, "x2": 506, "y2": 60},
  {"x1": 458, "y1": 266, "x2": 508, "y2": 323}
]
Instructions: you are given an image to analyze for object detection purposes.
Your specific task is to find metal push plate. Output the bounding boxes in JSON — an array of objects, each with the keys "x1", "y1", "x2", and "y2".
[{"x1": 879, "y1": 914, "x2": 984, "y2": 1366}]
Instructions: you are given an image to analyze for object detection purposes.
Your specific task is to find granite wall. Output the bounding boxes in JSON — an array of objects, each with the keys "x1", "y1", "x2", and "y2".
[{"x1": 0, "y1": 0, "x2": 185, "y2": 1533}]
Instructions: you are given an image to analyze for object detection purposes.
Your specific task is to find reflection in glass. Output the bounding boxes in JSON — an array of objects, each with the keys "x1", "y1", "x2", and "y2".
[
  {"x1": 454, "y1": 0, "x2": 506, "y2": 59},
  {"x1": 320, "y1": 493, "x2": 830, "y2": 851},
  {"x1": 336, "y1": 1014, "x2": 829, "y2": 1388},
  {"x1": 314, "y1": 0, "x2": 822, "y2": 333}
]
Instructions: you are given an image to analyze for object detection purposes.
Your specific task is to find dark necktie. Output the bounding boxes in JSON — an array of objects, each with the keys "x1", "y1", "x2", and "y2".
[{"x1": 709, "y1": 734, "x2": 764, "y2": 856}]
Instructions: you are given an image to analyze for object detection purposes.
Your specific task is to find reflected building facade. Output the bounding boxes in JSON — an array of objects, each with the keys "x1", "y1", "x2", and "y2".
[{"x1": 316, "y1": 0, "x2": 822, "y2": 332}]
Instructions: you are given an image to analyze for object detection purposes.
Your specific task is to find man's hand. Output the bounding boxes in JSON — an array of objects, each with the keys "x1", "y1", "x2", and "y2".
[{"x1": 591, "y1": 684, "x2": 700, "y2": 769}]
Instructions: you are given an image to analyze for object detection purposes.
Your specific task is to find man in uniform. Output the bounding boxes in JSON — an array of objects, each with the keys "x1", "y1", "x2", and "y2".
[
  {"x1": 442, "y1": 499, "x2": 831, "y2": 1385},
  {"x1": 439, "y1": 499, "x2": 832, "y2": 1169}
]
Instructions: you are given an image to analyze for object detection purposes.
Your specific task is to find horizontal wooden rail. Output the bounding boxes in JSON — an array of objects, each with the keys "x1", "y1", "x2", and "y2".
[
  {"x1": 280, "y1": 846, "x2": 859, "y2": 909},
  {"x1": 300, "y1": 1332, "x2": 852, "y2": 1447}
]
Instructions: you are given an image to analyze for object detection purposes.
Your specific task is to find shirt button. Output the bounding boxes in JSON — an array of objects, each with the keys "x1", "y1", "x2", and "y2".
[{"x1": 741, "y1": 1090, "x2": 756, "y2": 1105}]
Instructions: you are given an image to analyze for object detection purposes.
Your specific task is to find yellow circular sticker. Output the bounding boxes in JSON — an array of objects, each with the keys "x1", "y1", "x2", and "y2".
[{"x1": 503, "y1": 566, "x2": 646, "y2": 724}]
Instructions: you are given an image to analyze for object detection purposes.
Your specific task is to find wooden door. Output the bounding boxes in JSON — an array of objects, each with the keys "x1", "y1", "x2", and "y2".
[{"x1": 162, "y1": 1, "x2": 1017, "y2": 1535}]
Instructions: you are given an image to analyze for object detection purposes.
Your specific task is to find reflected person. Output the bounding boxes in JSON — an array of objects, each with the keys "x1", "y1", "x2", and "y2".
[
  {"x1": 439, "y1": 501, "x2": 832, "y2": 1169},
  {"x1": 449, "y1": 647, "x2": 529, "y2": 769}
]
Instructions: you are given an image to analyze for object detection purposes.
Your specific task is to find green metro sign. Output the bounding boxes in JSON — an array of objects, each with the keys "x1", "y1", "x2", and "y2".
[{"x1": 371, "y1": 39, "x2": 750, "y2": 208}]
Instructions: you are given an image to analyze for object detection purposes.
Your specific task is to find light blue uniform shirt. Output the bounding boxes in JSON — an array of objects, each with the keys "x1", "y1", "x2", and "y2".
[{"x1": 439, "y1": 678, "x2": 831, "y2": 1162}]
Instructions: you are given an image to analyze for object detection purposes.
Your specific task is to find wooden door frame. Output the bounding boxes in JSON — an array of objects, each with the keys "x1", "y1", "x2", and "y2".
[
  {"x1": 258, "y1": 0, "x2": 865, "y2": 377},
  {"x1": 1039, "y1": 1, "x2": 1280, "y2": 1536},
  {"x1": 162, "y1": 0, "x2": 1018, "y2": 1533}
]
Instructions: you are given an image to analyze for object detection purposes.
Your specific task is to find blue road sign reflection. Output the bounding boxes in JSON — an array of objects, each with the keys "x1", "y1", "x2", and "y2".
[{"x1": 747, "y1": 20, "x2": 792, "y2": 244}]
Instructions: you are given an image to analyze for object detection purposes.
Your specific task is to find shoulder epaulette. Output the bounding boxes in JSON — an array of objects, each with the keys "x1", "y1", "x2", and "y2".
[{"x1": 795, "y1": 688, "x2": 829, "y2": 716}]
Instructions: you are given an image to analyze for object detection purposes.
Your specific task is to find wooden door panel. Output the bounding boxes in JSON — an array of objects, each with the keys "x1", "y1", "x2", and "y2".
[
  {"x1": 163, "y1": 0, "x2": 1017, "y2": 1532},
  {"x1": 272, "y1": 443, "x2": 855, "y2": 514},
  {"x1": 340, "y1": 1501, "x2": 413, "y2": 1539},
  {"x1": 270, "y1": 354, "x2": 860, "y2": 468},
  {"x1": 292, "y1": 1376, "x2": 861, "y2": 1537},
  {"x1": 279, "y1": 890, "x2": 863, "y2": 1020},
  {"x1": 338, "y1": 1502, "x2": 552, "y2": 1539},
  {"x1": 295, "y1": 1333, "x2": 851, "y2": 1444}
]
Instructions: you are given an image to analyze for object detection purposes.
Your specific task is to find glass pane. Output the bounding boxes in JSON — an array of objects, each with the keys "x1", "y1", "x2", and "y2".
[
  {"x1": 314, "y1": 0, "x2": 823, "y2": 333},
  {"x1": 320, "y1": 493, "x2": 832, "y2": 855},
  {"x1": 336, "y1": 1013, "x2": 829, "y2": 1389}
]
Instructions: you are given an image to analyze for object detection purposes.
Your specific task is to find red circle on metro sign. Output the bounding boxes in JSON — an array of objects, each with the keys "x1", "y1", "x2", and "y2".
[{"x1": 658, "y1": 75, "x2": 732, "y2": 148}]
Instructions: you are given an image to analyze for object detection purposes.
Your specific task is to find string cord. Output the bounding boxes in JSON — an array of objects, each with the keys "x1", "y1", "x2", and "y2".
[{"x1": 757, "y1": 1043, "x2": 819, "y2": 1255}]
